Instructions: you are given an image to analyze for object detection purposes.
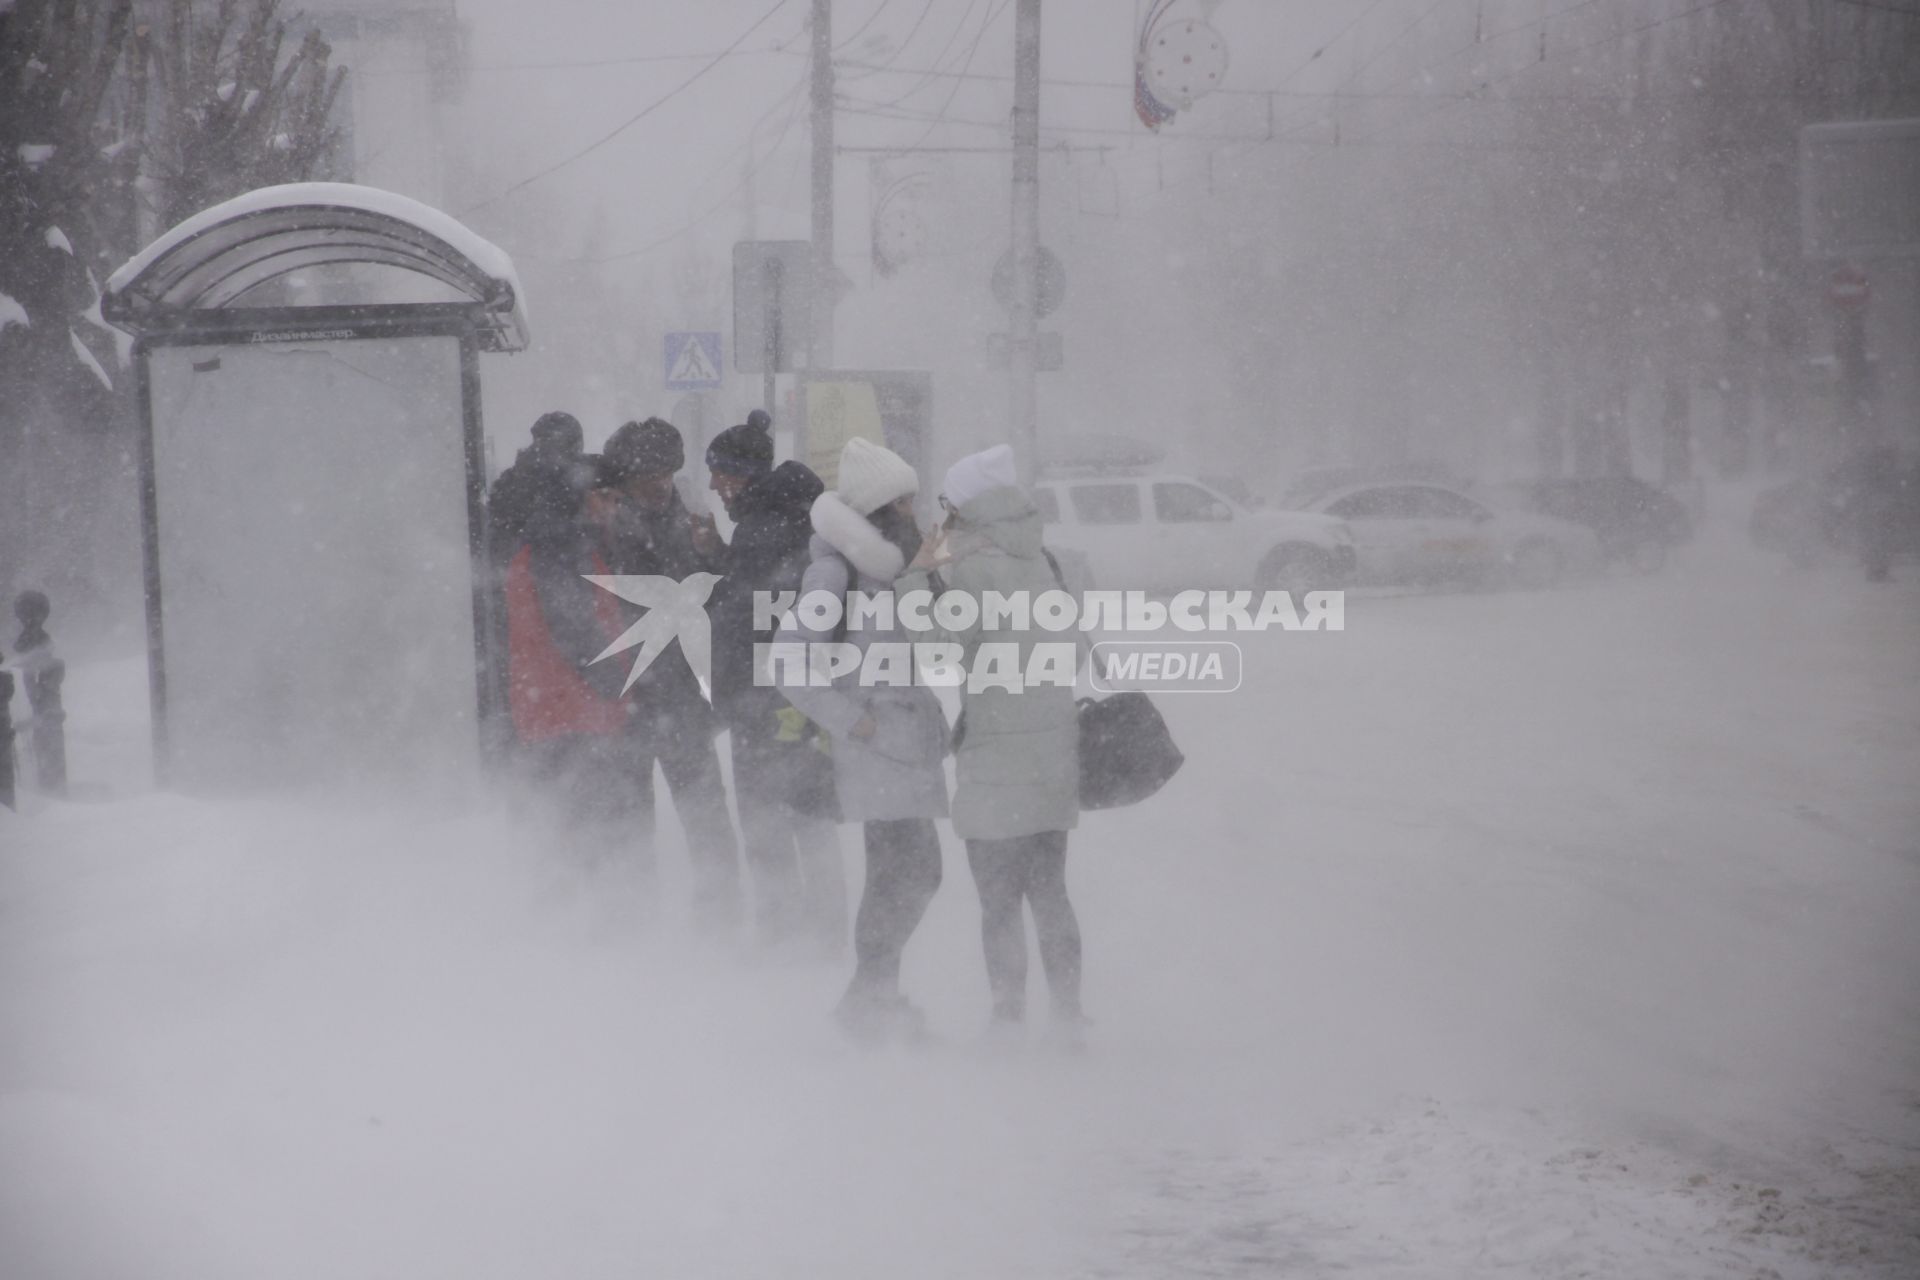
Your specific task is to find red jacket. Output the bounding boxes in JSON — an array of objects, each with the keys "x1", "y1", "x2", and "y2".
[{"x1": 503, "y1": 544, "x2": 628, "y2": 740}]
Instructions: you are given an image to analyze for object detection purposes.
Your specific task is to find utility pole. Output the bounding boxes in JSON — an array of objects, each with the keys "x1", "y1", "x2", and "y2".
[
  {"x1": 744, "y1": 146, "x2": 776, "y2": 419},
  {"x1": 809, "y1": 0, "x2": 835, "y2": 372},
  {"x1": 1009, "y1": 0, "x2": 1041, "y2": 480}
]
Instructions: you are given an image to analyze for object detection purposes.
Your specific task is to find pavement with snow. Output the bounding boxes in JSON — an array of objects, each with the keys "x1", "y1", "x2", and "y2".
[{"x1": 3, "y1": 495, "x2": 1917, "y2": 1279}]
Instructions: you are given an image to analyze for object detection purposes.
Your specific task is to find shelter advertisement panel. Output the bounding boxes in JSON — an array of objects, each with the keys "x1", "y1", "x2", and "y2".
[{"x1": 146, "y1": 334, "x2": 480, "y2": 789}]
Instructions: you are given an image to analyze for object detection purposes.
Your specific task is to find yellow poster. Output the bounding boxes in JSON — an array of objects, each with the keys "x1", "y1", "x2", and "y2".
[{"x1": 805, "y1": 380, "x2": 886, "y2": 488}]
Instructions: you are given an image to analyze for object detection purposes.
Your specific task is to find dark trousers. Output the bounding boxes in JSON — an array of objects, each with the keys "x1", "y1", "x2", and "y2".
[
  {"x1": 521, "y1": 728, "x2": 741, "y2": 931},
  {"x1": 632, "y1": 722, "x2": 742, "y2": 933},
  {"x1": 521, "y1": 732, "x2": 650, "y2": 834},
  {"x1": 849, "y1": 818, "x2": 943, "y2": 996},
  {"x1": 965, "y1": 830, "x2": 1081, "y2": 1022},
  {"x1": 730, "y1": 727, "x2": 846, "y2": 948}
]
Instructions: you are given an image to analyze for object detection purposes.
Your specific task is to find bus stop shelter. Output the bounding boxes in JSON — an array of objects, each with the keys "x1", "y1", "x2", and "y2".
[{"x1": 102, "y1": 183, "x2": 528, "y2": 790}]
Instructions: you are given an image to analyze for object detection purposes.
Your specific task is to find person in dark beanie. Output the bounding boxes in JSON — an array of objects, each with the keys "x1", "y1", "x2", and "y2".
[
  {"x1": 489, "y1": 411, "x2": 587, "y2": 564},
  {"x1": 591, "y1": 418, "x2": 743, "y2": 935},
  {"x1": 704, "y1": 412, "x2": 846, "y2": 954},
  {"x1": 487, "y1": 412, "x2": 593, "y2": 774}
]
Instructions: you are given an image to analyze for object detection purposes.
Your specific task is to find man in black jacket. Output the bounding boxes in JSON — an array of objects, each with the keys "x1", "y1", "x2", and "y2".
[
  {"x1": 704, "y1": 412, "x2": 846, "y2": 953},
  {"x1": 594, "y1": 418, "x2": 743, "y2": 935}
]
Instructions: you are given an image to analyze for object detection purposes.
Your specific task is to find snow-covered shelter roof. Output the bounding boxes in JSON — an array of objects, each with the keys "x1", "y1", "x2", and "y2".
[{"x1": 103, "y1": 183, "x2": 528, "y2": 352}]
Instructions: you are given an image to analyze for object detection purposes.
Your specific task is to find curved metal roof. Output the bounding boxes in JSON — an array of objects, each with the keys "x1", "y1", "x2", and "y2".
[{"x1": 102, "y1": 183, "x2": 528, "y2": 352}]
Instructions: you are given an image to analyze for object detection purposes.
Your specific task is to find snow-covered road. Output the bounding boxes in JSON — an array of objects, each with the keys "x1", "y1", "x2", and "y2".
[{"x1": 4, "y1": 499, "x2": 1917, "y2": 1278}]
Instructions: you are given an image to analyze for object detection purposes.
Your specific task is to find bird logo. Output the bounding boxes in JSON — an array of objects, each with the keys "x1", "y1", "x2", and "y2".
[{"x1": 584, "y1": 572, "x2": 721, "y2": 693}]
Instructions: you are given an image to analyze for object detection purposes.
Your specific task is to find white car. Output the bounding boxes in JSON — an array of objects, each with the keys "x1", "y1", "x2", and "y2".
[
  {"x1": 1033, "y1": 472, "x2": 1356, "y2": 593},
  {"x1": 1303, "y1": 480, "x2": 1601, "y2": 588}
]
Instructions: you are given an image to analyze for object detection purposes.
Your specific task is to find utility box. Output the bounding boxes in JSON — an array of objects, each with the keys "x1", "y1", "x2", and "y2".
[{"x1": 102, "y1": 183, "x2": 529, "y2": 791}]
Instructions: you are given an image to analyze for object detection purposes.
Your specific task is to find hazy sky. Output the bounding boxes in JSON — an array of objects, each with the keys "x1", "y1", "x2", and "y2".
[{"x1": 448, "y1": 0, "x2": 1356, "y2": 262}]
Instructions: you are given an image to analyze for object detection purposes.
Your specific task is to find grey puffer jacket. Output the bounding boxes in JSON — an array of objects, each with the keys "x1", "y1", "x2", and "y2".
[
  {"x1": 775, "y1": 492, "x2": 950, "y2": 822},
  {"x1": 895, "y1": 485, "x2": 1079, "y2": 841}
]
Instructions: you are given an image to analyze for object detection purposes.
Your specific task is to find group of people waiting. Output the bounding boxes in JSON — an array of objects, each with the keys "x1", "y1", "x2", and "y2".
[{"x1": 488, "y1": 409, "x2": 1085, "y2": 1046}]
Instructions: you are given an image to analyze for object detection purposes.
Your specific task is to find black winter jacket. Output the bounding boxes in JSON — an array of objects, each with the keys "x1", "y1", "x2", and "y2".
[{"x1": 707, "y1": 461, "x2": 825, "y2": 724}]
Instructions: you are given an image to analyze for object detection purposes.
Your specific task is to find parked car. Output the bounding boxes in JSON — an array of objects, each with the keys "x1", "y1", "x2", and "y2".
[
  {"x1": 1486, "y1": 476, "x2": 1693, "y2": 573},
  {"x1": 1301, "y1": 480, "x2": 1600, "y2": 589},
  {"x1": 1033, "y1": 471, "x2": 1356, "y2": 594},
  {"x1": 1751, "y1": 450, "x2": 1920, "y2": 567},
  {"x1": 1194, "y1": 473, "x2": 1268, "y2": 511},
  {"x1": 1278, "y1": 461, "x2": 1460, "y2": 512}
]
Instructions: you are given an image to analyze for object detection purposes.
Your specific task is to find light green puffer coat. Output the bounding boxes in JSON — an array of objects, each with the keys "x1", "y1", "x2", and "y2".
[{"x1": 896, "y1": 485, "x2": 1080, "y2": 841}]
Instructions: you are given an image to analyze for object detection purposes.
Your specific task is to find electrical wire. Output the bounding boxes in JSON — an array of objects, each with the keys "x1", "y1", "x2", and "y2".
[
  {"x1": 1826, "y1": 0, "x2": 1920, "y2": 16},
  {"x1": 835, "y1": 0, "x2": 942, "y2": 80},
  {"x1": 1336, "y1": 0, "x2": 1759, "y2": 152},
  {"x1": 563, "y1": 79, "x2": 812, "y2": 265},
  {"x1": 833, "y1": 0, "x2": 893, "y2": 52},
  {"x1": 1337, "y1": 0, "x2": 1467, "y2": 91},
  {"x1": 1273, "y1": 0, "x2": 1402, "y2": 91},
  {"x1": 908, "y1": 0, "x2": 1011, "y2": 148},
  {"x1": 358, "y1": 49, "x2": 793, "y2": 76},
  {"x1": 461, "y1": 0, "x2": 796, "y2": 215},
  {"x1": 861, "y1": 0, "x2": 984, "y2": 109}
]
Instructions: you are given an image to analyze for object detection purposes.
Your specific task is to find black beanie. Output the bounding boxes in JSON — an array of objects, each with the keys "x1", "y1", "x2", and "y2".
[
  {"x1": 530, "y1": 410, "x2": 583, "y2": 453},
  {"x1": 585, "y1": 453, "x2": 626, "y2": 492},
  {"x1": 706, "y1": 409, "x2": 775, "y2": 478},
  {"x1": 603, "y1": 417, "x2": 684, "y2": 480}
]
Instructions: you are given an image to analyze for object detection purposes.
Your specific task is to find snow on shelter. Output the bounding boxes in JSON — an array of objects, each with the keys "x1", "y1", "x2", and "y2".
[{"x1": 102, "y1": 183, "x2": 529, "y2": 790}]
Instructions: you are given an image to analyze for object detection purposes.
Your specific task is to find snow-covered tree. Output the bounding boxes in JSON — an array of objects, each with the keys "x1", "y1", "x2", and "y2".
[{"x1": 0, "y1": 0, "x2": 343, "y2": 623}]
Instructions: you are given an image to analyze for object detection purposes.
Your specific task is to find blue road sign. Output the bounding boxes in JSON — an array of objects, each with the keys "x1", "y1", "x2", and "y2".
[{"x1": 665, "y1": 331, "x2": 724, "y2": 390}]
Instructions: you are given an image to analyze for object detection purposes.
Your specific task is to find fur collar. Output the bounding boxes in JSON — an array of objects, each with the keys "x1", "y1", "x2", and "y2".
[{"x1": 811, "y1": 491, "x2": 906, "y2": 581}]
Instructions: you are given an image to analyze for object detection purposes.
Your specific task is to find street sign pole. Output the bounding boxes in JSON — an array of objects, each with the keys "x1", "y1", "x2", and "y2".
[
  {"x1": 810, "y1": 0, "x2": 835, "y2": 372},
  {"x1": 763, "y1": 256, "x2": 782, "y2": 422},
  {"x1": 1830, "y1": 265, "x2": 1872, "y2": 446},
  {"x1": 1008, "y1": 0, "x2": 1042, "y2": 482},
  {"x1": 735, "y1": 239, "x2": 813, "y2": 451}
]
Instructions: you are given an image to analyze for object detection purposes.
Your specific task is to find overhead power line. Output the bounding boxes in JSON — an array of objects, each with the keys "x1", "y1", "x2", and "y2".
[
  {"x1": 542, "y1": 76, "x2": 812, "y2": 266},
  {"x1": 359, "y1": 49, "x2": 792, "y2": 76},
  {"x1": 1274, "y1": 0, "x2": 1401, "y2": 91},
  {"x1": 833, "y1": 0, "x2": 893, "y2": 51},
  {"x1": 835, "y1": 0, "x2": 941, "y2": 80},
  {"x1": 908, "y1": 0, "x2": 1011, "y2": 148},
  {"x1": 462, "y1": 0, "x2": 795, "y2": 216},
  {"x1": 1347, "y1": 0, "x2": 1760, "y2": 147},
  {"x1": 1337, "y1": 0, "x2": 1464, "y2": 92},
  {"x1": 860, "y1": 0, "x2": 986, "y2": 109},
  {"x1": 1826, "y1": 0, "x2": 1920, "y2": 16},
  {"x1": 1263, "y1": 0, "x2": 1599, "y2": 140}
]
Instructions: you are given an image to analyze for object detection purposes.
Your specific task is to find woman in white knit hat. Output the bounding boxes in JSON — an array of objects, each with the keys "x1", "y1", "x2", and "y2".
[
  {"x1": 897, "y1": 443, "x2": 1086, "y2": 1047},
  {"x1": 776, "y1": 436, "x2": 950, "y2": 1042}
]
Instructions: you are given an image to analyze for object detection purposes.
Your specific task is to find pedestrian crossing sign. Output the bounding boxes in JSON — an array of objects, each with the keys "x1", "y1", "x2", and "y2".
[{"x1": 665, "y1": 331, "x2": 723, "y2": 389}]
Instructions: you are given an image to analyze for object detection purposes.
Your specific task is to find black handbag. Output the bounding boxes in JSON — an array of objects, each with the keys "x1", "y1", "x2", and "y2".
[
  {"x1": 1076, "y1": 691, "x2": 1184, "y2": 810},
  {"x1": 948, "y1": 550, "x2": 1184, "y2": 810}
]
